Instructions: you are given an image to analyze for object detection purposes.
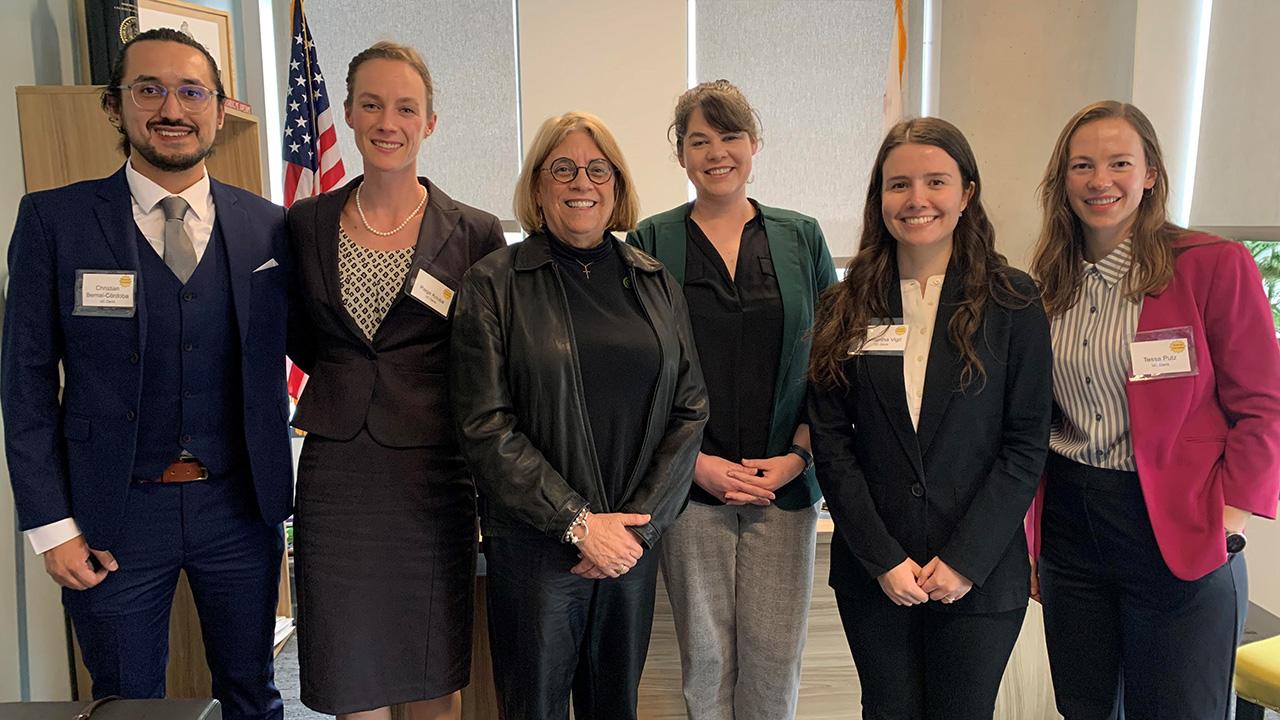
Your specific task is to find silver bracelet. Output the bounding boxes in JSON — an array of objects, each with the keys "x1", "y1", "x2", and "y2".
[{"x1": 562, "y1": 506, "x2": 590, "y2": 545}]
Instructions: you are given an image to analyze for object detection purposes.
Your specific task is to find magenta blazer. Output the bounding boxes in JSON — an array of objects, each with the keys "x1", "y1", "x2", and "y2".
[{"x1": 1029, "y1": 232, "x2": 1280, "y2": 581}]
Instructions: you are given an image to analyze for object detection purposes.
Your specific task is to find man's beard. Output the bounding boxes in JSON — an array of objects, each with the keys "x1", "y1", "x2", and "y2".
[{"x1": 129, "y1": 124, "x2": 215, "y2": 172}]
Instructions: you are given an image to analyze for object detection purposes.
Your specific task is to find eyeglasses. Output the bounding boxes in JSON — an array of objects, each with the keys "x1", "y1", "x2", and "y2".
[
  {"x1": 114, "y1": 82, "x2": 221, "y2": 112},
  {"x1": 541, "y1": 157, "x2": 614, "y2": 185}
]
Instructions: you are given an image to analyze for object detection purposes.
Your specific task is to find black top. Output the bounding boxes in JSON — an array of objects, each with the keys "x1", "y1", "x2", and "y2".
[
  {"x1": 549, "y1": 233, "x2": 661, "y2": 508},
  {"x1": 682, "y1": 205, "x2": 784, "y2": 505}
]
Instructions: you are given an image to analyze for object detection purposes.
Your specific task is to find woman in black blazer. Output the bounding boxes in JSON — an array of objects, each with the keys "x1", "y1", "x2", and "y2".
[
  {"x1": 286, "y1": 42, "x2": 504, "y2": 720},
  {"x1": 806, "y1": 117, "x2": 1052, "y2": 720}
]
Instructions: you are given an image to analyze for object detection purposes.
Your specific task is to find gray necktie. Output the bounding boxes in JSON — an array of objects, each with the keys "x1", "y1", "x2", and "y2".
[{"x1": 159, "y1": 196, "x2": 198, "y2": 283}]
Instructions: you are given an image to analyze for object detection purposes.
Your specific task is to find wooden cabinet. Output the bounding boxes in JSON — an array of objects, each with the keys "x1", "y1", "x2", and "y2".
[
  {"x1": 14, "y1": 84, "x2": 288, "y2": 699},
  {"x1": 16, "y1": 85, "x2": 262, "y2": 195}
]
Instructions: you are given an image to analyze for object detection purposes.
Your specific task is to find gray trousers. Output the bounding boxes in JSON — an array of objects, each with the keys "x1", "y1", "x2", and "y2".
[{"x1": 660, "y1": 499, "x2": 820, "y2": 720}]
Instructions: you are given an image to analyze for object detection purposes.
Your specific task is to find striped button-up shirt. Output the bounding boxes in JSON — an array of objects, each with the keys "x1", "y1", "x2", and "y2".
[{"x1": 1049, "y1": 239, "x2": 1142, "y2": 471}]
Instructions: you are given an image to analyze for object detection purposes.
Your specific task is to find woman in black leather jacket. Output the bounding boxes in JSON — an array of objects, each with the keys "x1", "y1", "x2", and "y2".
[{"x1": 450, "y1": 111, "x2": 708, "y2": 720}]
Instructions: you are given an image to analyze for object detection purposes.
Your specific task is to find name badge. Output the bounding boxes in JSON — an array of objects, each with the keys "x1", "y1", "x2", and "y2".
[
  {"x1": 1128, "y1": 326, "x2": 1198, "y2": 381},
  {"x1": 407, "y1": 268, "x2": 455, "y2": 317},
  {"x1": 851, "y1": 324, "x2": 909, "y2": 355},
  {"x1": 73, "y1": 270, "x2": 137, "y2": 317}
]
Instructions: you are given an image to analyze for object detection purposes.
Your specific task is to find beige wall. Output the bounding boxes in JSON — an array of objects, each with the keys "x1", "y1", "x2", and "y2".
[
  {"x1": 1247, "y1": 521, "x2": 1280, "y2": 617},
  {"x1": 517, "y1": 0, "x2": 689, "y2": 221},
  {"x1": 1132, "y1": 0, "x2": 1202, "y2": 226},
  {"x1": 1190, "y1": 0, "x2": 1280, "y2": 231},
  {"x1": 0, "y1": 0, "x2": 81, "y2": 703},
  {"x1": 936, "y1": 1, "x2": 1137, "y2": 269}
]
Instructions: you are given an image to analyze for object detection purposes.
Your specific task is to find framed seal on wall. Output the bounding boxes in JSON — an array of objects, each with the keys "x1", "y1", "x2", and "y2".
[
  {"x1": 137, "y1": 0, "x2": 236, "y2": 98},
  {"x1": 77, "y1": 0, "x2": 236, "y2": 97}
]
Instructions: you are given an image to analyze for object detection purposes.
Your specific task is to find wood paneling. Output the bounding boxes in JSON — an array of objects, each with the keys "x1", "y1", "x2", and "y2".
[{"x1": 16, "y1": 85, "x2": 262, "y2": 194}]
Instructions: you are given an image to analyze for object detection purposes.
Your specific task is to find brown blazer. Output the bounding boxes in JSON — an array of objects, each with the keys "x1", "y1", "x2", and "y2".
[{"x1": 287, "y1": 176, "x2": 505, "y2": 447}]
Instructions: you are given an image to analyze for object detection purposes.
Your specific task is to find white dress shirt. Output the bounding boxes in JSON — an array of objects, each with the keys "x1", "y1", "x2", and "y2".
[
  {"x1": 901, "y1": 274, "x2": 945, "y2": 430},
  {"x1": 25, "y1": 162, "x2": 217, "y2": 554},
  {"x1": 126, "y1": 160, "x2": 216, "y2": 263}
]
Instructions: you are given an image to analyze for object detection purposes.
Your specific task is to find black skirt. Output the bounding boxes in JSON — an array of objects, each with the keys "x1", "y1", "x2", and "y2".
[{"x1": 294, "y1": 429, "x2": 476, "y2": 714}]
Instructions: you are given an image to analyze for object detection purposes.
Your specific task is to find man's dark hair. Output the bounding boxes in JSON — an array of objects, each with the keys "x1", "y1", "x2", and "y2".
[{"x1": 101, "y1": 27, "x2": 227, "y2": 156}]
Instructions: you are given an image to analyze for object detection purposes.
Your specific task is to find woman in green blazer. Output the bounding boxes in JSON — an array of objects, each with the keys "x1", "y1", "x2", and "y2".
[{"x1": 628, "y1": 80, "x2": 837, "y2": 720}]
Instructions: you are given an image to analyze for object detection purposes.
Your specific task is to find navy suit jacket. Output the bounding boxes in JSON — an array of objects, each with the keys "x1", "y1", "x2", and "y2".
[{"x1": 2, "y1": 166, "x2": 294, "y2": 550}]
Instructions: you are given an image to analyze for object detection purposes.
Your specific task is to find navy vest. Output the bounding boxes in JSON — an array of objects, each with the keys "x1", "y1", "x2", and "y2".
[{"x1": 133, "y1": 221, "x2": 248, "y2": 478}]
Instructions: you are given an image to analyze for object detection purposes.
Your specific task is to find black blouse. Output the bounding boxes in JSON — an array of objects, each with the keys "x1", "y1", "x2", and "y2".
[
  {"x1": 548, "y1": 233, "x2": 661, "y2": 508},
  {"x1": 682, "y1": 206, "x2": 784, "y2": 505}
]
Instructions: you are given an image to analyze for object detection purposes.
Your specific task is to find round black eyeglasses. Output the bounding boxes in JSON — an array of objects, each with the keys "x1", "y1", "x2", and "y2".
[{"x1": 541, "y1": 157, "x2": 614, "y2": 185}]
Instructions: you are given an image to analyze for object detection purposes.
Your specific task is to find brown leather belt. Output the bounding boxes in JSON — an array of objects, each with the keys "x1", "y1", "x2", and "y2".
[{"x1": 153, "y1": 457, "x2": 209, "y2": 484}]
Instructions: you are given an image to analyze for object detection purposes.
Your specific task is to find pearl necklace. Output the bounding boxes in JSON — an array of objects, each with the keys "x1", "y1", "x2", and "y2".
[{"x1": 355, "y1": 182, "x2": 428, "y2": 237}]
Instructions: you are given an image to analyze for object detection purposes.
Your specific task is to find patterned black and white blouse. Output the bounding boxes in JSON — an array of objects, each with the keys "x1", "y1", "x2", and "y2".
[{"x1": 337, "y1": 226, "x2": 414, "y2": 341}]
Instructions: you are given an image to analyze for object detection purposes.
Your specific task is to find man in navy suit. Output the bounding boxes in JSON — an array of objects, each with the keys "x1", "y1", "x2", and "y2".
[{"x1": 2, "y1": 28, "x2": 291, "y2": 719}]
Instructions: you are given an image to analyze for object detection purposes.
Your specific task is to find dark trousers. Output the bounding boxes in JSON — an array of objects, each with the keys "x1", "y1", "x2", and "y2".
[
  {"x1": 834, "y1": 587, "x2": 1025, "y2": 720},
  {"x1": 485, "y1": 534, "x2": 660, "y2": 720},
  {"x1": 1039, "y1": 453, "x2": 1247, "y2": 720},
  {"x1": 63, "y1": 473, "x2": 285, "y2": 720}
]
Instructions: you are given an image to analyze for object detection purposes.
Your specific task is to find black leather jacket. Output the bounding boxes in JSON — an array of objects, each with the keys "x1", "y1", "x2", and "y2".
[{"x1": 449, "y1": 233, "x2": 708, "y2": 547}]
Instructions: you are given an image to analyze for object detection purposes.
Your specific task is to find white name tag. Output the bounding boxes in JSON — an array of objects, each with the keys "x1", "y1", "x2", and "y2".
[
  {"x1": 73, "y1": 270, "x2": 137, "y2": 317},
  {"x1": 1129, "y1": 337, "x2": 1193, "y2": 378},
  {"x1": 851, "y1": 324, "x2": 910, "y2": 354},
  {"x1": 407, "y1": 268, "x2": 455, "y2": 317}
]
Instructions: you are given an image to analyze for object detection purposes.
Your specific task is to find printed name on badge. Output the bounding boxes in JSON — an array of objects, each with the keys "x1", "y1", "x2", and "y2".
[
  {"x1": 73, "y1": 270, "x2": 137, "y2": 317},
  {"x1": 408, "y1": 268, "x2": 455, "y2": 317},
  {"x1": 1129, "y1": 337, "x2": 1193, "y2": 378},
  {"x1": 851, "y1": 324, "x2": 910, "y2": 354}
]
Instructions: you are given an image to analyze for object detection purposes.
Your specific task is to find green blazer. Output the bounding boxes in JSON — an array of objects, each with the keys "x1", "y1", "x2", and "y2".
[{"x1": 628, "y1": 202, "x2": 838, "y2": 510}]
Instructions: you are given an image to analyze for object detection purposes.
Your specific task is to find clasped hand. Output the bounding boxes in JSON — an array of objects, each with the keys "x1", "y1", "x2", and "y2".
[
  {"x1": 877, "y1": 556, "x2": 973, "y2": 606},
  {"x1": 695, "y1": 452, "x2": 805, "y2": 505},
  {"x1": 570, "y1": 512, "x2": 649, "y2": 579}
]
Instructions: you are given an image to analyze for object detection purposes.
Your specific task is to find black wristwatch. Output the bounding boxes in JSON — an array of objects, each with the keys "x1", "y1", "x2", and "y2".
[
  {"x1": 1226, "y1": 530, "x2": 1247, "y2": 554},
  {"x1": 788, "y1": 444, "x2": 814, "y2": 471}
]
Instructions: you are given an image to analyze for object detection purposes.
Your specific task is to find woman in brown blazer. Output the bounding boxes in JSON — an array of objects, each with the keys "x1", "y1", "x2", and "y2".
[{"x1": 286, "y1": 42, "x2": 504, "y2": 720}]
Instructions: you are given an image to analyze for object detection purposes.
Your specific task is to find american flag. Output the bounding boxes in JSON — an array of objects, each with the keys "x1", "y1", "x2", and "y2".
[{"x1": 283, "y1": 0, "x2": 344, "y2": 400}]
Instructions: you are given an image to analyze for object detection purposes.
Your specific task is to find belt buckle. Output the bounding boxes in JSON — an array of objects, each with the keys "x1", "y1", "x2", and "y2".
[{"x1": 160, "y1": 458, "x2": 209, "y2": 483}]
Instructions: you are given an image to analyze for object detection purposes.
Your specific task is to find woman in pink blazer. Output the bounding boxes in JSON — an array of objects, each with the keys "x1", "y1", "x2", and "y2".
[{"x1": 1028, "y1": 100, "x2": 1280, "y2": 720}]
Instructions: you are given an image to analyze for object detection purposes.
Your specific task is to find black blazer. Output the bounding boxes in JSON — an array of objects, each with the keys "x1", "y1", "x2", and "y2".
[
  {"x1": 807, "y1": 262, "x2": 1052, "y2": 614},
  {"x1": 287, "y1": 176, "x2": 505, "y2": 447}
]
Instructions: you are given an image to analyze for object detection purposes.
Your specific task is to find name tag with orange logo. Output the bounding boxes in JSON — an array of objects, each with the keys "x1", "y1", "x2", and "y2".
[
  {"x1": 852, "y1": 324, "x2": 910, "y2": 355},
  {"x1": 1128, "y1": 326, "x2": 1197, "y2": 380},
  {"x1": 407, "y1": 268, "x2": 455, "y2": 317},
  {"x1": 73, "y1": 269, "x2": 136, "y2": 317}
]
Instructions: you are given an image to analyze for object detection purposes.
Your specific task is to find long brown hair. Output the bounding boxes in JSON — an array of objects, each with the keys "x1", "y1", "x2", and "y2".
[
  {"x1": 809, "y1": 117, "x2": 1024, "y2": 390},
  {"x1": 1031, "y1": 101, "x2": 1182, "y2": 316}
]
